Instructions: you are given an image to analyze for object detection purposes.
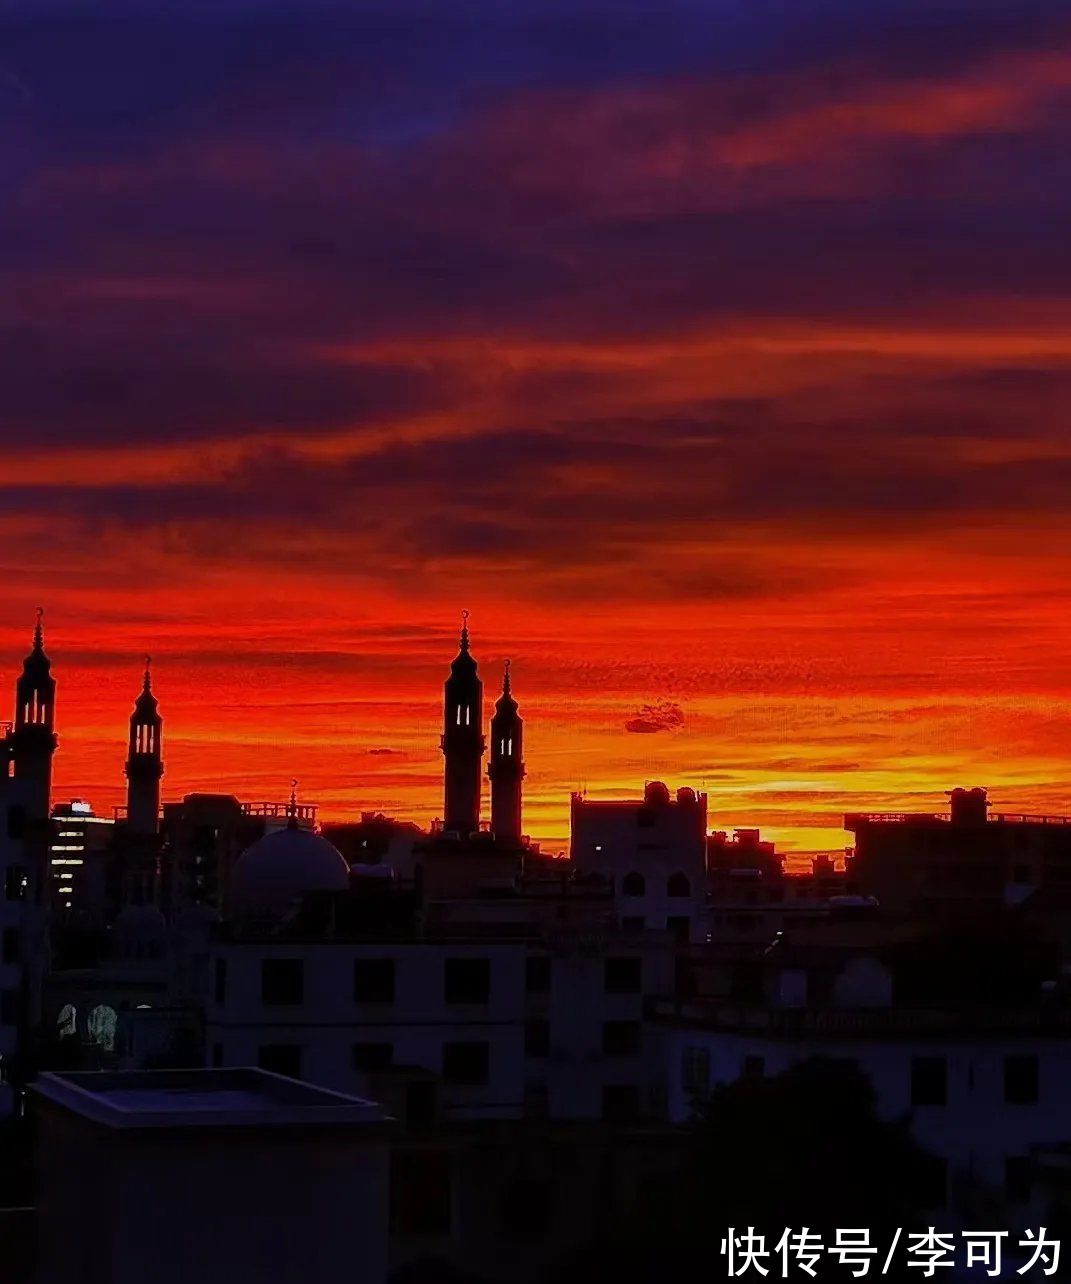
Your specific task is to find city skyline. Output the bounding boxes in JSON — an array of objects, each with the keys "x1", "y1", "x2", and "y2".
[
  {"x1": 4, "y1": 606, "x2": 1068, "y2": 854},
  {"x1": 5, "y1": 1, "x2": 1071, "y2": 849}
]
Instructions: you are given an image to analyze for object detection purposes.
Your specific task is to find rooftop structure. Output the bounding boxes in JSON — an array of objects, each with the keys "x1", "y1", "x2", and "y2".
[{"x1": 34, "y1": 1068, "x2": 390, "y2": 1284}]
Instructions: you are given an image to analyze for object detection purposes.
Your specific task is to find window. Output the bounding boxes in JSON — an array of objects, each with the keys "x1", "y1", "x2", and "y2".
[
  {"x1": 1006, "y1": 1156, "x2": 1033, "y2": 1203},
  {"x1": 213, "y1": 958, "x2": 227, "y2": 1005},
  {"x1": 601, "y1": 1084, "x2": 640, "y2": 1121},
  {"x1": 353, "y1": 1042, "x2": 394, "y2": 1073},
  {"x1": 258, "y1": 1043, "x2": 302, "y2": 1078},
  {"x1": 354, "y1": 958, "x2": 395, "y2": 1004},
  {"x1": 622, "y1": 871, "x2": 645, "y2": 897},
  {"x1": 6, "y1": 806, "x2": 24, "y2": 841},
  {"x1": 261, "y1": 958, "x2": 303, "y2": 1006},
  {"x1": 0, "y1": 990, "x2": 17, "y2": 1027},
  {"x1": 911, "y1": 1056, "x2": 947, "y2": 1107},
  {"x1": 1004, "y1": 1054, "x2": 1039, "y2": 1105},
  {"x1": 604, "y1": 956, "x2": 642, "y2": 994},
  {"x1": 444, "y1": 957, "x2": 490, "y2": 1004},
  {"x1": 603, "y1": 1020, "x2": 641, "y2": 1057},
  {"x1": 682, "y1": 1047, "x2": 710, "y2": 1093},
  {"x1": 525, "y1": 1020, "x2": 550, "y2": 1058},
  {"x1": 391, "y1": 1150, "x2": 451, "y2": 1236},
  {"x1": 406, "y1": 1082, "x2": 437, "y2": 1127},
  {"x1": 4, "y1": 866, "x2": 26, "y2": 902},
  {"x1": 2, "y1": 928, "x2": 20, "y2": 965},
  {"x1": 667, "y1": 871, "x2": 691, "y2": 897},
  {"x1": 526, "y1": 955, "x2": 550, "y2": 994},
  {"x1": 621, "y1": 916, "x2": 645, "y2": 934},
  {"x1": 501, "y1": 1179, "x2": 552, "y2": 1235},
  {"x1": 667, "y1": 916, "x2": 690, "y2": 942},
  {"x1": 442, "y1": 1040, "x2": 490, "y2": 1085},
  {"x1": 211, "y1": 1043, "x2": 223, "y2": 1067}
]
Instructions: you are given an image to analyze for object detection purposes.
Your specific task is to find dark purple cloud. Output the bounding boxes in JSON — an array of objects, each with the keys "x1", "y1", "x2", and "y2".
[{"x1": 625, "y1": 700, "x2": 686, "y2": 734}]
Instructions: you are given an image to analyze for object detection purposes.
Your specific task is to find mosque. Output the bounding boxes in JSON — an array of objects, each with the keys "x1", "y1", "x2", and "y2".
[{"x1": 1, "y1": 608, "x2": 528, "y2": 931}]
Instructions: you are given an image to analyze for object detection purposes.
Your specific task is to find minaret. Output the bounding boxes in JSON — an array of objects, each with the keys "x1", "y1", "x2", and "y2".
[
  {"x1": 488, "y1": 659, "x2": 525, "y2": 845},
  {"x1": 12, "y1": 609, "x2": 57, "y2": 822},
  {"x1": 440, "y1": 610, "x2": 485, "y2": 835},
  {"x1": 125, "y1": 656, "x2": 163, "y2": 835}
]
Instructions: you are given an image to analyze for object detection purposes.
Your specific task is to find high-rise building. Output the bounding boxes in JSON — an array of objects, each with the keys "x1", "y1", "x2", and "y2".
[{"x1": 48, "y1": 799, "x2": 115, "y2": 923}]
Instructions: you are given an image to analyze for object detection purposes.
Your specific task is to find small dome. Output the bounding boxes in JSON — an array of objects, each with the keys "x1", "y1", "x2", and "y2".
[
  {"x1": 231, "y1": 826, "x2": 350, "y2": 918},
  {"x1": 643, "y1": 780, "x2": 671, "y2": 806}
]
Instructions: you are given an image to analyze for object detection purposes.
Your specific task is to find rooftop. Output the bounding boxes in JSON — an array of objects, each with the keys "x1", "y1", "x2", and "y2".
[
  {"x1": 33, "y1": 1067, "x2": 387, "y2": 1130},
  {"x1": 846, "y1": 811, "x2": 1071, "y2": 827}
]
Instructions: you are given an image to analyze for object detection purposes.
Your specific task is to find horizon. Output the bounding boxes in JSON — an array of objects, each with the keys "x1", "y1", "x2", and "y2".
[{"x1": 5, "y1": 608, "x2": 1066, "y2": 855}]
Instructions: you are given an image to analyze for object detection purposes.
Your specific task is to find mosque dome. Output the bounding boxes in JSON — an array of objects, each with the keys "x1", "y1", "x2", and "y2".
[{"x1": 230, "y1": 825, "x2": 350, "y2": 918}]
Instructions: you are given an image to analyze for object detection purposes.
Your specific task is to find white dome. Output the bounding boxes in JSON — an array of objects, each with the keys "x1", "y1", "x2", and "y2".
[{"x1": 230, "y1": 825, "x2": 350, "y2": 918}]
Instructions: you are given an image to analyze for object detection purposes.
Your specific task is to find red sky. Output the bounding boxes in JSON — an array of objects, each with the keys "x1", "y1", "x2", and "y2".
[{"x1": 3, "y1": 2, "x2": 1071, "y2": 852}]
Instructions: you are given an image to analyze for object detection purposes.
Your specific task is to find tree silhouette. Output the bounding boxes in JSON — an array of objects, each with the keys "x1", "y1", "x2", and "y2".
[{"x1": 561, "y1": 1057, "x2": 935, "y2": 1283}]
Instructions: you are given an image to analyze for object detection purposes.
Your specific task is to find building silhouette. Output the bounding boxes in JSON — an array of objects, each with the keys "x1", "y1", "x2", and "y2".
[
  {"x1": 10, "y1": 610, "x2": 57, "y2": 829},
  {"x1": 10, "y1": 603, "x2": 1071, "y2": 1281},
  {"x1": 488, "y1": 659, "x2": 525, "y2": 846},
  {"x1": 124, "y1": 657, "x2": 163, "y2": 837},
  {"x1": 846, "y1": 785, "x2": 1071, "y2": 916},
  {"x1": 440, "y1": 611, "x2": 485, "y2": 836}
]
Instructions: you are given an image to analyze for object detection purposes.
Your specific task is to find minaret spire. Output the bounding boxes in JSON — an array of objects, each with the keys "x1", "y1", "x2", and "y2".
[
  {"x1": 489, "y1": 657, "x2": 525, "y2": 845},
  {"x1": 287, "y1": 778, "x2": 299, "y2": 827},
  {"x1": 125, "y1": 655, "x2": 163, "y2": 835},
  {"x1": 441, "y1": 611, "x2": 485, "y2": 835},
  {"x1": 12, "y1": 605, "x2": 58, "y2": 823}
]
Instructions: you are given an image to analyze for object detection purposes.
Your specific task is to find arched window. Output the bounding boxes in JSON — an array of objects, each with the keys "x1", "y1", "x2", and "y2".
[
  {"x1": 57, "y1": 1004, "x2": 77, "y2": 1040},
  {"x1": 88, "y1": 1004, "x2": 118, "y2": 1052},
  {"x1": 667, "y1": 871, "x2": 691, "y2": 898},
  {"x1": 622, "y1": 871, "x2": 646, "y2": 897}
]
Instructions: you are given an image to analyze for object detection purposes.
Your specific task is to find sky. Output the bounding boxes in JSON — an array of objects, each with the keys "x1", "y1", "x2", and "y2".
[{"x1": 3, "y1": 0, "x2": 1071, "y2": 855}]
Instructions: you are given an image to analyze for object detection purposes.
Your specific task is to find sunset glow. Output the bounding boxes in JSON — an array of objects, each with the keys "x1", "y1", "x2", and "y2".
[{"x1": 3, "y1": 1, "x2": 1071, "y2": 852}]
